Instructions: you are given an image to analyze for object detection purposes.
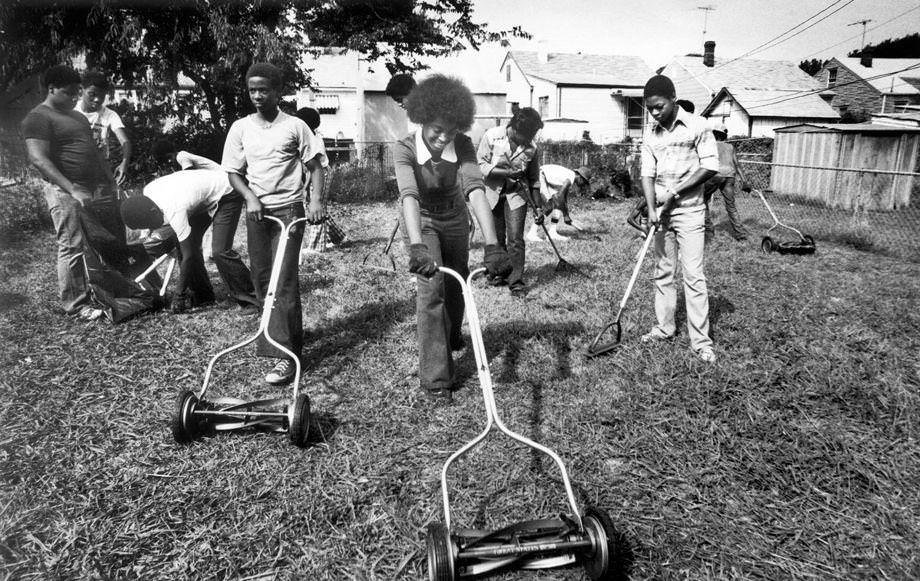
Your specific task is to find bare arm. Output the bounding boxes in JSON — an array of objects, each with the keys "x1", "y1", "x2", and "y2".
[
  {"x1": 305, "y1": 156, "x2": 325, "y2": 223},
  {"x1": 228, "y1": 172, "x2": 264, "y2": 222},
  {"x1": 112, "y1": 127, "x2": 132, "y2": 185},
  {"x1": 24, "y1": 138, "x2": 90, "y2": 203},
  {"x1": 467, "y1": 188, "x2": 499, "y2": 245}
]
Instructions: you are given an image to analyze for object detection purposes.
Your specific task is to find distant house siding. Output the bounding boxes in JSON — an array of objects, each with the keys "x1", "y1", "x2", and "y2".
[
  {"x1": 660, "y1": 62, "x2": 713, "y2": 113},
  {"x1": 505, "y1": 58, "x2": 535, "y2": 110},
  {"x1": 530, "y1": 78, "x2": 556, "y2": 117},
  {"x1": 300, "y1": 89, "x2": 360, "y2": 141},
  {"x1": 815, "y1": 59, "x2": 882, "y2": 120},
  {"x1": 364, "y1": 92, "x2": 410, "y2": 142},
  {"x1": 558, "y1": 87, "x2": 625, "y2": 143},
  {"x1": 882, "y1": 94, "x2": 920, "y2": 114},
  {"x1": 470, "y1": 95, "x2": 508, "y2": 145},
  {"x1": 705, "y1": 94, "x2": 750, "y2": 136}
]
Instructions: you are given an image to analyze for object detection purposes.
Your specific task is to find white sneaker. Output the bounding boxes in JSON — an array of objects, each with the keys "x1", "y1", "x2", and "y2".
[
  {"x1": 640, "y1": 328, "x2": 673, "y2": 343},
  {"x1": 524, "y1": 227, "x2": 543, "y2": 242},
  {"x1": 695, "y1": 347, "x2": 716, "y2": 363},
  {"x1": 76, "y1": 305, "x2": 104, "y2": 321},
  {"x1": 265, "y1": 359, "x2": 297, "y2": 385}
]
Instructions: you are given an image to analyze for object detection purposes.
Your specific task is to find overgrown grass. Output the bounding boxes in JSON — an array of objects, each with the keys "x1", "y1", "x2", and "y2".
[{"x1": 1, "y1": 200, "x2": 918, "y2": 580}]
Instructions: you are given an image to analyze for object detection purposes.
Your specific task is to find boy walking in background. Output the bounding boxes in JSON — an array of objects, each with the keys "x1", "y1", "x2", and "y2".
[
  {"x1": 76, "y1": 71, "x2": 132, "y2": 185},
  {"x1": 640, "y1": 74, "x2": 719, "y2": 363},
  {"x1": 222, "y1": 62, "x2": 328, "y2": 385},
  {"x1": 703, "y1": 122, "x2": 748, "y2": 242},
  {"x1": 21, "y1": 65, "x2": 120, "y2": 320},
  {"x1": 120, "y1": 148, "x2": 258, "y2": 313}
]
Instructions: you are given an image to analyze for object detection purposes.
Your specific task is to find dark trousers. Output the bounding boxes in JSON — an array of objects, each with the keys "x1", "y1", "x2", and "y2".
[
  {"x1": 247, "y1": 202, "x2": 305, "y2": 360},
  {"x1": 211, "y1": 193, "x2": 257, "y2": 307},
  {"x1": 492, "y1": 196, "x2": 527, "y2": 286},
  {"x1": 415, "y1": 205, "x2": 470, "y2": 391},
  {"x1": 178, "y1": 212, "x2": 217, "y2": 303},
  {"x1": 703, "y1": 176, "x2": 748, "y2": 240}
]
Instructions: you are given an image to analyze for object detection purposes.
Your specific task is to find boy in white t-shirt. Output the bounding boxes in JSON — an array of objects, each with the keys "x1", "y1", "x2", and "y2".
[
  {"x1": 222, "y1": 63, "x2": 328, "y2": 386},
  {"x1": 76, "y1": 71, "x2": 132, "y2": 185},
  {"x1": 120, "y1": 166, "x2": 258, "y2": 313}
]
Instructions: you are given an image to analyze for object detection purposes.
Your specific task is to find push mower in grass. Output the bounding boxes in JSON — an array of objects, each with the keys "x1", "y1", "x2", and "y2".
[
  {"x1": 171, "y1": 216, "x2": 312, "y2": 447},
  {"x1": 753, "y1": 189, "x2": 816, "y2": 255},
  {"x1": 426, "y1": 266, "x2": 625, "y2": 580}
]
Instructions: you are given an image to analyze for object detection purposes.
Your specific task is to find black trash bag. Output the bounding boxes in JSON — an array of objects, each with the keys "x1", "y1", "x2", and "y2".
[{"x1": 82, "y1": 243, "x2": 166, "y2": 324}]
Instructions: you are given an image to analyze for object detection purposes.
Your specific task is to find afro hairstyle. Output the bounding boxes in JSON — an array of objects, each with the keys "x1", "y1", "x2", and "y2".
[
  {"x1": 403, "y1": 74, "x2": 476, "y2": 131},
  {"x1": 245, "y1": 62, "x2": 283, "y2": 90},
  {"x1": 42, "y1": 65, "x2": 82, "y2": 90}
]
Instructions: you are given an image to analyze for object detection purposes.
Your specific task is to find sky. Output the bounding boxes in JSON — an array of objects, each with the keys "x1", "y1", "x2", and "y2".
[{"x1": 471, "y1": 0, "x2": 920, "y2": 69}]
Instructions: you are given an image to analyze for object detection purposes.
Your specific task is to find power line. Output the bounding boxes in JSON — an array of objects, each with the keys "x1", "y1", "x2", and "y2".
[
  {"x1": 848, "y1": 19, "x2": 873, "y2": 51},
  {"x1": 800, "y1": 5, "x2": 920, "y2": 60},
  {"x1": 665, "y1": 0, "x2": 856, "y2": 87},
  {"x1": 742, "y1": 62, "x2": 920, "y2": 111},
  {"x1": 727, "y1": 0, "x2": 856, "y2": 64}
]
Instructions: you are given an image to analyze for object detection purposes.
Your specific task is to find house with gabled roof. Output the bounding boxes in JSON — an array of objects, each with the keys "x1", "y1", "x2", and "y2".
[
  {"x1": 297, "y1": 46, "x2": 509, "y2": 150},
  {"x1": 814, "y1": 57, "x2": 920, "y2": 121},
  {"x1": 660, "y1": 41, "x2": 838, "y2": 137},
  {"x1": 500, "y1": 50, "x2": 652, "y2": 143}
]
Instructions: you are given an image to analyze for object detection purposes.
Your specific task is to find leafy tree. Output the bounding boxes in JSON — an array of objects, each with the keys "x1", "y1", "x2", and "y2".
[
  {"x1": 0, "y1": 0, "x2": 526, "y2": 134},
  {"x1": 798, "y1": 58, "x2": 825, "y2": 76},
  {"x1": 848, "y1": 33, "x2": 920, "y2": 58}
]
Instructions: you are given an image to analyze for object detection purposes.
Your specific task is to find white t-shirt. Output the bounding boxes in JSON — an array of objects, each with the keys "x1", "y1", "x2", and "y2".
[
  {"x1": 75, "y1": 103, "x2": 125, "y2": 159},
  {"x1": 142, "y1": 169, "x2": 233, "y2": 242},
  {"x1": 176, "y1": 151, "x2": 220, "y2": 171},
  {"x1": 539, "y1": 164, "x2": 577, "y2": 202},
  {"x1": 221, "y1": 111, "x2": 328, "y2": 209}
]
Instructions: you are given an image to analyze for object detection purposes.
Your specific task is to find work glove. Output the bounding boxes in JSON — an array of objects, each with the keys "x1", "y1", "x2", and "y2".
[
  {"x1": 483, "y1": 244, "x2": 513, "y2": 279},
  {"x1": 408, "y1": 243, "x2": 439, "y2": 278}
]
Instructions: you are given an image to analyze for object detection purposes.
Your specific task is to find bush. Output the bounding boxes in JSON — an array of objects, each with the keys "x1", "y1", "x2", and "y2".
[
  {"x1": 327, "y1": 164, "x2": 398, "y2": 203},
  {"x1": 0, "y1": 182, "x2": 52, "y2": 235}
]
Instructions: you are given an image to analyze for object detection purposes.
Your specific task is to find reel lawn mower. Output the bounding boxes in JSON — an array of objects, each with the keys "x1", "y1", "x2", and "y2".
[
  {"x1": 171, "y1": 216, "x2": 313, "y2": 447},
  {"x1": 753, "y1": 189, "x2": 816, "y2": 255},
  {"x1": 426, "y1": 267, "x2": 625, "y2": 580}
]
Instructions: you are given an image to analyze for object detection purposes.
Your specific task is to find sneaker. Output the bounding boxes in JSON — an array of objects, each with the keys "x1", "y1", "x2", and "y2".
[
  {"x1": 640, "y1": 328, "x2": 673, "y2": 343},
  {"x1": 486, "y1": 275, "x2": 507, "y2": 287},
  {"x1": 265, "y1": 359, "x2": 297, "y2": 385},
  {"x1": 76, "y1": 305, "x2": 104, "y2": 321},
  {"x1": 509, "y1": 282, "x2": 528, "y2": 297},
  {"x1": 422, "y1": 387, "x2": 453, "y2": 404},
  {"x1": 695, "y1": 346, "x2": 716, "y2": 363}
]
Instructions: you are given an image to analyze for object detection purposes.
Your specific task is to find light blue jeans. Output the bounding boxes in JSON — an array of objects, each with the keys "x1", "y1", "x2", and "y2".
[
  {"x1": 42, "y1": 184, "x2": 94, "y2": 314},
  {"x1": 652, "y1": 206, "x2": 713, "y2": 352}
]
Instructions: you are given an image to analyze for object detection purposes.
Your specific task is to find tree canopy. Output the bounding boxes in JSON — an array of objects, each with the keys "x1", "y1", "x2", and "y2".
[
  {"x1": 0, "y1": 0, "x2": 526, "y2": 133},
  {"x1": 848, "y1": 33, "x2": 920, "y2": 59}
]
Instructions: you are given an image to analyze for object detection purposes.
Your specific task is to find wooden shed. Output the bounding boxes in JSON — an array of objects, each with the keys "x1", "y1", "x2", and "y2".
[{"x1": 771, "y1": 123, "x2": 920, "y2": 210}]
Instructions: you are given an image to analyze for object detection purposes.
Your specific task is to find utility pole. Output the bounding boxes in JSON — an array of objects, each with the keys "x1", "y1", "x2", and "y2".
[
  {"x1": 848, "y1": 19, "x2": 873, "y2": 52},
  {"x1": 697, "y1": 5, "x2": 716, "y2": 45}
]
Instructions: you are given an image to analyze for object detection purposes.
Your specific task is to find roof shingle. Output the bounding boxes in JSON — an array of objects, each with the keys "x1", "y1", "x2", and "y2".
[{"x1": 508, "y1": 51, "x2": 652, "y2": 87}]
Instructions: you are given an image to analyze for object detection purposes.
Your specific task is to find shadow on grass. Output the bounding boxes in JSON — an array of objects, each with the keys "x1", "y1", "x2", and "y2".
[
  {"x1": 301, "y1": 297, "x2": 415, "y2": 370},
  {"x1": 0, "y1": 291, "x2": 28, "y2": 313}
]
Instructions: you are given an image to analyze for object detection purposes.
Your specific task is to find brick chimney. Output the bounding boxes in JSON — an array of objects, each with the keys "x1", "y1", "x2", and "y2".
[
  {"x1": 860, "y1": 53, "x2": 872, "y2": 68},
  {"x1": 703, "y1": 41, "x2": 716, "y2": 67}
]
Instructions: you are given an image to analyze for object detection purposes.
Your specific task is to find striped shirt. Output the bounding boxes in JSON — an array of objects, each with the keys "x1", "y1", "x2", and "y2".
[{"x1": 640, "y1": 106, "x2": 719, "y2": 211}]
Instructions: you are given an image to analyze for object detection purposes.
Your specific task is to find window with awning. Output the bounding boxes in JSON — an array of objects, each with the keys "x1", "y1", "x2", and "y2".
[{"x1": 313, "y1": 94, "x2": 340, "y2": 113}]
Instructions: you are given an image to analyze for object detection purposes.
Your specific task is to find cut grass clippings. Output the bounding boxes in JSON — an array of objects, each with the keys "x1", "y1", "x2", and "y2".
[{"x1": 1, "y1": 199, "x2": 918, "y2": 580}]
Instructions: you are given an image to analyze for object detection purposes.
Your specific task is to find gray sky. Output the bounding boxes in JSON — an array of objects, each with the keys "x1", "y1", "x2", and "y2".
[{"x1": 472, "y1": 0, "x2": 920, "y2": 69}]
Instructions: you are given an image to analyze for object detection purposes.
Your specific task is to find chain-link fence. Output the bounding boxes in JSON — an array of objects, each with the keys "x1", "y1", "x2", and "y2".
[{"x1": 729, "y1": 137, "x2": 920, "y2": 263}]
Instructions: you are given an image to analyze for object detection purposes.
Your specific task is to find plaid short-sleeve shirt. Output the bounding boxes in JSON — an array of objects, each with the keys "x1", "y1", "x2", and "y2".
[{"x1": 640, "y1": 107, "x2": 719, "y2": 211}]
